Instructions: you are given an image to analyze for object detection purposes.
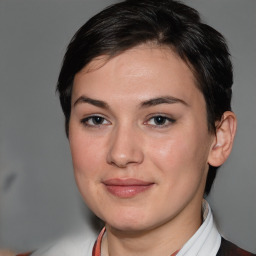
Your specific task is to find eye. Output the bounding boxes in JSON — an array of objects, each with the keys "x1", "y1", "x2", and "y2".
[
  {"x1": 145, "y1": 115, "x2": 175, "y2": 127},
  {"x1": 81, "y1": 115, "x2": 110, "y2": 127}
]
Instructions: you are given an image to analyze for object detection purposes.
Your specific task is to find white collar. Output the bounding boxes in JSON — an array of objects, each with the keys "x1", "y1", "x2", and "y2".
[{"x1": 177, "y1": 200, "x2": 221, "y2": 256}]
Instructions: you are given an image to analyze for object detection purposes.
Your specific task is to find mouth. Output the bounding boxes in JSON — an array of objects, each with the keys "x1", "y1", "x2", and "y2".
[{"x1": 102, "y1": 178, "x2": 154, "y2": 198}]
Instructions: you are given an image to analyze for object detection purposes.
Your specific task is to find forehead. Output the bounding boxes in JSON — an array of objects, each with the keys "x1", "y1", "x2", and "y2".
[{"x1": 72, "y1": 45, "x2": 203, "y2": 106}]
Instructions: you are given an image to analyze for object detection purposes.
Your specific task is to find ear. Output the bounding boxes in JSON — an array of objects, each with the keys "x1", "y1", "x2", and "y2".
[{"x1": 208, "y1": 111, "x2": 237, "y2": 167}]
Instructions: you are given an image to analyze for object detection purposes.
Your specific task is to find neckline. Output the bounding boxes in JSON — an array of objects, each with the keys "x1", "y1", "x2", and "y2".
[{"x1": 92, "y1": 227, "x2": 179, "y2": 256}]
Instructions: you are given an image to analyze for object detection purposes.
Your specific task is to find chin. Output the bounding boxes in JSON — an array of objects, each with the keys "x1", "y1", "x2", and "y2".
[
  {"x1": 103, "y1": 209, "x2": 157, "y2": 233},
  {"x1": 107, "y1": 221, "x2": 150, "y2": 233}
]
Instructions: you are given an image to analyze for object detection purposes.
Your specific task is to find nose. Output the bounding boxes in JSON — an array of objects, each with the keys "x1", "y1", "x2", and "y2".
[{"x1": 106, "y1": 125, "x2": 144, "y2": 168}]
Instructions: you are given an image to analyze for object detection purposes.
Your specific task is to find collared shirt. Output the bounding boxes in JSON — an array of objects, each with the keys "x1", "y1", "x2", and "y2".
[{"x1": 177, "y1": 200, "x2": 221, "y2": 256}]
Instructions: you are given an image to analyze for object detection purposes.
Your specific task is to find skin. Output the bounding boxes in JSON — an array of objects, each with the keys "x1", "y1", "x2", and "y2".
[{"x1": 69, "y1": 45, "x2": 236, "y2": 256}]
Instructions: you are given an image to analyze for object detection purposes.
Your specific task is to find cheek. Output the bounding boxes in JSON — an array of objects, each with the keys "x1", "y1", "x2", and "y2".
[
  {"x1": 68, "y1": 130, "x2": 107, "y2": 210},
  {"x1": 147, "y1": 128, "x2": 210, "y2": 182},
  {"x1": 69, "y1": 129, "x2": 106, "y2": 179}
]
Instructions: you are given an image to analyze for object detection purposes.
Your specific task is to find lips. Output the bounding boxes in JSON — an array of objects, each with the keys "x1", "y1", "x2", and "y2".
[{"x1": 103, "y1": 178, "x2": 154, "y2": 198}]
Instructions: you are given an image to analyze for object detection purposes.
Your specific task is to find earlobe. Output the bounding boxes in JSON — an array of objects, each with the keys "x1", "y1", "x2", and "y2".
[{"x1": 208, "y1": 111, "x2": 237, "y2": 167}]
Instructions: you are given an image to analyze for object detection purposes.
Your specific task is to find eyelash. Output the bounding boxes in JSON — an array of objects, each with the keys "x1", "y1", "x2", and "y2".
[
  {"x1": 144, "y1": 115, "x2": 176, "y2": 128},
  {"x1": 80, "y1": 114, "x2": 175, "y2": 128},
  {"x1": 80, "y1": 115, "x2": 111, "y2": 127}
]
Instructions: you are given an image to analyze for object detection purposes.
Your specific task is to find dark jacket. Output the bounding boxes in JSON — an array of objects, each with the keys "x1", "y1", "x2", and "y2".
[{"x1": 217, "y1": 238, "x2": 256, "y2": 256}]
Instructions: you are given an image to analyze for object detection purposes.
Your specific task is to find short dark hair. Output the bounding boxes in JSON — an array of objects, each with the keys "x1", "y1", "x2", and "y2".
[{"x1": 57, "y1": 0, "x2": 233, "y2": 195}]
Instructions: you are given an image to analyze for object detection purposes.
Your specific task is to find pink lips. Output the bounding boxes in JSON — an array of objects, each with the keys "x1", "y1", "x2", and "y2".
[{"x1": 103, "y1": 178, "x2": 154, "y2": 198}]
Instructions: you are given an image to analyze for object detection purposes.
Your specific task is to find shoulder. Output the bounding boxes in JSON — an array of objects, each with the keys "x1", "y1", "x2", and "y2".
[
  {"x1": 217, "y1": 237, "x2": 256, "y2": 256},
  {"x1": 18, "y1": 230, "x2": 97, "y2": 256},
  {"x1": 0, "y1": 250, "x2": 16, "y2": 256}
]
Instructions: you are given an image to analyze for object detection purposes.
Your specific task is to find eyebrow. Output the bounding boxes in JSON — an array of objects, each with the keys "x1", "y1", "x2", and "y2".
[
  {"x1": 73, "y1": 95, "x2": 188, "y2": 109},
  {"x1": 73, "y1": 96, "x2": 109, "y2": 109},
  {"x1": 140, "y1": 96, "x2": 188, "y2": 107}
]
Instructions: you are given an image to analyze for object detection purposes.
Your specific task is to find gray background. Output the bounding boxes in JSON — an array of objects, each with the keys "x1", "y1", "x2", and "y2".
[{"x1": 0, "y1": 0, "x2": 255, "y2": 253}]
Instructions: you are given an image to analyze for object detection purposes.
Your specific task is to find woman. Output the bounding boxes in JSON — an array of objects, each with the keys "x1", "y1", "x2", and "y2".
[{"x1": 18, "y1": 0, "x2": 255, "y2": 255}]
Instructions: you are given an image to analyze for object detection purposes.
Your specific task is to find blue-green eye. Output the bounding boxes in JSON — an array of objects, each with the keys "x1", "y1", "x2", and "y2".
[
  {"x1": 81, "y1": 116, "x2": 110, "y2": 126},
  {"x1": 146, "y1": 115, "x2": 175, "y2": 127}
]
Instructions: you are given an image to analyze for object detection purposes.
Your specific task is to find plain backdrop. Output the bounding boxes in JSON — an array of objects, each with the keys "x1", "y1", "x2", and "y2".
[{"x1": 0, "y1": 0, "x2": 255, "y2": 253}]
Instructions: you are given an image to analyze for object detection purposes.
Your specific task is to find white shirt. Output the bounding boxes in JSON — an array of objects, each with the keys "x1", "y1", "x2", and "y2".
[{"x1": 177, "y1": 200, "x2": 221, "y2": 256}]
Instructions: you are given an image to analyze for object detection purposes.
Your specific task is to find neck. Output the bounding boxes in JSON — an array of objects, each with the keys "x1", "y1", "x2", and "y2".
[{"x1": 102, "y1": 199, "x2": 202, "y2": 256}]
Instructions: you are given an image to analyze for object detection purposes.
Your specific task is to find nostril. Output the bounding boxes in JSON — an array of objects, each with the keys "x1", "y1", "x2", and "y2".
[{"x1": 107, "y1": 150, "x2": 144, "y2": 168}]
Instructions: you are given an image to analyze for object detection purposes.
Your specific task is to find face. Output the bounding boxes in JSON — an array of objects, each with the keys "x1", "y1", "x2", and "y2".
[{"x1": 69, "y1": 46, "x2": 215, "y2": 232}]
